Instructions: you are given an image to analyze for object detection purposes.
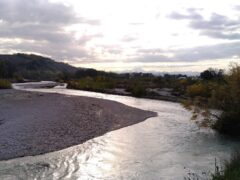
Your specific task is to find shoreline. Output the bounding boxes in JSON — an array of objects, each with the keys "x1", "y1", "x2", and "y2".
[
  {"x1": 14, "y1": 81, "x2": 184, "y2": 103},
  {"x1": 0, "y1": 89, "x2": 157, "y2": 161},
  {"x1": 66, "y1": 87, "x2": 184, "y2": 103}
]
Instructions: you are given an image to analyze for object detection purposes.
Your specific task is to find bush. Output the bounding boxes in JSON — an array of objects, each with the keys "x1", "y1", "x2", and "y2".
[
  {"x1": 127, "y1": 83, "x2": 146, "y2": 97},
  {"x1": 67, "y1": 76, "x2": 116, "y2": 93},
  {"x1": 212, "y1": 111, "x2": 240, "y2": 135},
  {"x1": 186, "y1": 83, "x2": 210, "y2": 98},
  {"x1": 211, "y1": 64, "x2": 240, "y2": 134},
  {"x1": 183, "y1": 64, "x2": 240, "y2": 135},
  {"x1": 0, "y1": 79, "x2": 12, "y2": 89}
]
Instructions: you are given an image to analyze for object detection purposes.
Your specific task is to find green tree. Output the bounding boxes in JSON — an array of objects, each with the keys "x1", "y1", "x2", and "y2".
[{"x1": 200, "y1": 68, "x2": 224, "y2": 80}]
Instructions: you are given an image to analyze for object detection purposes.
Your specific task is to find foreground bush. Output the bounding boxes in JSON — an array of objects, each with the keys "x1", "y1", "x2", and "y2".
[
  {"x1": 211, "y1": 64, "x2": 240, "y2": 134},
  {"x1": 183, "y1": 64, "x2": 240, "y2": 135},
  {"x1": 0, "y1": 79, "x2": 12, "y2": 89}
]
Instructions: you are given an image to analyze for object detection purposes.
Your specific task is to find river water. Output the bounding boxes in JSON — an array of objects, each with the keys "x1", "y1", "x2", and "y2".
[{"x1": 0, "y1": 82, "x2": 239, "y2": 180}]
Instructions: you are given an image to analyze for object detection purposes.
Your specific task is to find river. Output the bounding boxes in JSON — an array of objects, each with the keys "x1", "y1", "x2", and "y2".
[{"x1": 0, "y1": 82, "x2": 239, "y2": 180}]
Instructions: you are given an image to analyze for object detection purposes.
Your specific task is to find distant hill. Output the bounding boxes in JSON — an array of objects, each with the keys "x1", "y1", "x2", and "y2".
[
  {"x1": 0, "y1": 53, "x2": 78, "y2": 81},
  {"x1": 1, "y1": 53, "x2": 185, "y2": 82}
]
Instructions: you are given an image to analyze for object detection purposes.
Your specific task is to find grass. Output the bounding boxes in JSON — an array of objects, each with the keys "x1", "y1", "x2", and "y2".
[
  {"x1": 184, "y1": 153, "x2": 240, "y2": 180},
  {"x1": 212, "y1": 152, "x2": 240, "y2": 180},
  {"x1": 0, "y1": 79, "x2": 12, "y2": 89}
]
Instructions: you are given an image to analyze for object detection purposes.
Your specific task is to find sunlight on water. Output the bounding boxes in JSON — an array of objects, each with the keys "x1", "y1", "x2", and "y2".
[{"x1": 0, "y1": 82, "x2": 240, "y2": 180}]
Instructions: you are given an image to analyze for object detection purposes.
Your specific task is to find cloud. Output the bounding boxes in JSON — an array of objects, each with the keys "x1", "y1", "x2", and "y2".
[
  {"x1": 138, "y1": 48, "x2": 165, "y2": 54},
  {"x1": 189, "y1": 13, "x2": 239, "y2": 30},
  {"x1": 0, "y1": 38, "x2": 88, "y2": 59},
  {"x1": 129, "y1": 22, "x2": 144, "y2": 26},
  {"x1": 174, "y1": 42, "x2": 240, "y2": 61},
  {"x1": 0, "y1": 0, "x2": 101, "y2": 61},
  {"x1": 121, "y1": 35, "x2": 138, "y2": 42},
  {"x1": 0, "y1": 0, "x2": 239, "y2": 72},
  {"x1": 169, "y1": 9, "x2": 240, "y2": 41},
  {"x1": 0, "y1": 0, "x2": 100, "y2": 25},
  {"x1": 189, "y1": 13, "x2": 240, "y2": 40},
  {"x1": 234, "y1": 5, "x2": 240, "y2": 11},
  {"x1": 132, "y1": 42, "x2": 240, "y2": 63},
  {"x1": 191, "y1": 14, "x2": 240, "y2": 41},
  {"x1": 168, "y1": 8, "x2": 203, "y2": 20},
  {"x1": 78, "y1": 34, "x2": 103, "y2": 45},
  {"x1": 98, "y1": 45, "x2": 123, "y2": 55},
  {"x1": 200, "y1": 31, "x2": 240, "y2": 40},
  {"x1": 133, "y1": 54, "x2": 171, "y2": 63},
  {"x1": 0, "y1": 22, "x2": 74, "y2": 44}
]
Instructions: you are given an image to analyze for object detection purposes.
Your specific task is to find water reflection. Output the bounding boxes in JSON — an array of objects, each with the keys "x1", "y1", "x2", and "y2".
[{"x1": 0, "y1": 83, "x2": 239, "y2": 179}]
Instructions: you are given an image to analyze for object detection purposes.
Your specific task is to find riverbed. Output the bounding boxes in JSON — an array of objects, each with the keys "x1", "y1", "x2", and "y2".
[{"x1": 0, "y1": 82, "x2": 239, "y2": 179}]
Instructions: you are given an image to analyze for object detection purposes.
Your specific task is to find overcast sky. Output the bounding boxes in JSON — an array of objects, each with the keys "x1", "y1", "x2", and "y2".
[{"x1": 0, "y1": 0, "x2": 240, "y2": 73}]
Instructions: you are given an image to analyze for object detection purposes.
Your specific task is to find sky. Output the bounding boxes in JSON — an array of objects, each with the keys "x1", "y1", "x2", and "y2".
[{"x1": 0, "y1": 0, "x2": 240, "y2": 74}]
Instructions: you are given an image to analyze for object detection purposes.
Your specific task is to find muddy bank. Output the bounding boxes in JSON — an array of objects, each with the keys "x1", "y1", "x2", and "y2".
[{"x1": 0, "y1": 90, "x2": 156, "y2": 160}]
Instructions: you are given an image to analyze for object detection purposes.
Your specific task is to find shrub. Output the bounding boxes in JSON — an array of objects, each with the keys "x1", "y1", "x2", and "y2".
[
  {"x1": 67, "y1": 76, "x2": 116, "y2": 93},
  {"x1": 211, "y1": 64, "x2": 240, "y2": 134},
  {"x1": 127, "y1": 83, "x2": 146, "y2": 97},
  {"x1": 183, "y1": 64, "x2": 240, "y2": 135},
  {"x1": 186, "y1": 83, "x2": 210, "y2": 98},
  {"x1": 0, "y1": 79, "x2": 12, "y2": 89}
]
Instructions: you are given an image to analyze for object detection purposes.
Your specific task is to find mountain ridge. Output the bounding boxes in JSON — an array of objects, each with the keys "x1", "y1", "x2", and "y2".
[{"x1": 0, "y1": 53, "x2": 78, "y2": 80}]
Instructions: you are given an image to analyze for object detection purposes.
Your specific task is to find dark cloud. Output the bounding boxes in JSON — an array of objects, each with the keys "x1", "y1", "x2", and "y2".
[
  {"x1": 0, "y1": 0, "x2": 101, "y2": 61},
  {"x1": 200, "y1": 30, "x2": 240, "y2": 40},
  {"x1": 0, "y1": 22, "x2": 74, "y2": 44},
  {"x1": 190, "y1": 13, "x2": 240, "y2": 40},
  {"x1": 173, "y1": 43, "x2": 238, "y2": 61},
  {"x1": 189, "y1": 13, "x2": 239, "y2": 30},
  {"x1": 0, "y1": 39, "x2": 88, "y2": 60},
  {"x1": 0, "y1": 0, "x2": 100, "y2": 25},
  {"x1": 169, "y1": 9, "x2": 240, "y2": 40}
]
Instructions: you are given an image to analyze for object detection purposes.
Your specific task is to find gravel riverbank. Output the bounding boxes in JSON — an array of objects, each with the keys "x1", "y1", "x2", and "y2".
[{"x1": 0, "y1": 90, "x2": 156, "y2": 160}]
